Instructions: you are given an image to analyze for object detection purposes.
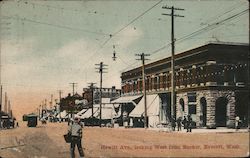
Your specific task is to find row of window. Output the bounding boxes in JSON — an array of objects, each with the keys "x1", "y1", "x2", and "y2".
[{"x1": 122, "y1": 65, "x2": 247, "y2": 94}]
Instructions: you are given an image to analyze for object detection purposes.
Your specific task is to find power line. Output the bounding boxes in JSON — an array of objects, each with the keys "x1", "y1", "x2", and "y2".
[
  {"x1": 120, "y1": 8, "x2": 248, "y2": 73},
  {"x1": 112, "y1": 0, "x2": 163, "y2": 37},
  {"x1": 83, "y1": 0, "x2": 163, "y2": 67},
  {"x1": 176, "y1": 9, "x2": 248, "y2": 44},
  {"x1": 1, "y1": 15, "x2": 109, "y2": 36},
  {"x1": 152, "y1": 8, "x2": 248, "y2": 56},
  {"x1": 80, "y1": 1, "x2": 163, "y2": 68},
  {"x1": 202, "y1": 1, "x2": 246, "y2": 25}
]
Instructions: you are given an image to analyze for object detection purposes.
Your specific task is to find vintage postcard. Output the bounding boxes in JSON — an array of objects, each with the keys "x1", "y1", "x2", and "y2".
[{"x1": 0, "y1": 0, "x2": 249, "y2": 157}]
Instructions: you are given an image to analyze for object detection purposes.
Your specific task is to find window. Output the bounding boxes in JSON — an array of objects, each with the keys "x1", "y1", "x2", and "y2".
[
  {"x1": 188, "y1": 92, "x2": 196, "y2": 103},
  {"x1": 188, "y1": 104, "x2": 196, "y2": 114}
]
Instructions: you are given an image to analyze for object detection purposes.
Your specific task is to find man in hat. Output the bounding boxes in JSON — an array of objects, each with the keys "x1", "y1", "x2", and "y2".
[{"x1": 68, "y1": 116, "x2": 84, "y2": 158}]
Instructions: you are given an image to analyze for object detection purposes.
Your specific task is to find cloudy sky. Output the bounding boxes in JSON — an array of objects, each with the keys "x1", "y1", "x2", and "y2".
[{"x1": 0, "y1": 0, "x2": 248, "y2": 119}]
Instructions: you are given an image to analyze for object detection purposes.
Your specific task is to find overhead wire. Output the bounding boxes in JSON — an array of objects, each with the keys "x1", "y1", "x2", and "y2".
[
  {"x1": 111, "y1": 0, "x2": 163, "y2": 37},
  {"x1": 80, "y1": 0, "x2": 163, "y2": 68},
  {"x1": 1, "y1": 15, "x2": 110, "y2": 36},
  {"x1": 201, "y1": 1, "x2": 246, "y2": 25},
  {"x1": 120, "y1": 8, "x2": 249, "y2": 72},
  {"x1": 2, "y1": 1, "x2": 248, "y2": 86},
  {"x1": 176, "y1": 9, "x2": 248, "y2": 44}
]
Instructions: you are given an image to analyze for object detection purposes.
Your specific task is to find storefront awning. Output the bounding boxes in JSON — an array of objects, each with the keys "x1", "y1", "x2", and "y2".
[
  {"x1": 77, "y1": 107, "x2": 99, "y2": 119},
  {"x1": 58, "y1": 110, "x2": 69, "y2": 118},
  {"x1": 94, "y1": 107, "x2": 113, "y2": 120},
  {"x1": 129, "y1": 94, "x2": 160, "y2": 117},
  {"x1": 111, "y1": 95, "x2": 142, "y2": 106},
  {"x1": 76, "y1": 108, "x2": 88, "y2": 116}
]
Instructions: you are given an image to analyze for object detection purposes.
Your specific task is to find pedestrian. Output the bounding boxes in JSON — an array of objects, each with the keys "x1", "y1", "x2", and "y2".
[
  {"x1": 16, "y1": 122, "x2": 19, "y2": 128},
  {"x1": 171, "y1": 117, "x2": 176, "y2": 131},
  {"x1": 68, "y1": 116, "x2": 84, "y2": 158},
  {"x1": 187, "y1": 115, "x2": 192, "y2": 132},
  {"x1": 182, "y1": 116, "x2": 187, "y2": 129},
  {"x1": 235, "y1": 116, "x2": 241, "y2": 131},
  {"x1": 176, "y1": 117, "x2": 182, "y2": 131}
]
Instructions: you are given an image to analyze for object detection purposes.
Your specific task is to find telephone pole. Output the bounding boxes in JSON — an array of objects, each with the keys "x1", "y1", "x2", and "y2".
[
  {"x1": 88, "y1": 82, "x2": 96, "y2": 118},
  {"x1": 58, "y1": 90, "x2": 63, "y2": 120},
  {"x1": 4, "y1": 92, "x2": 7, "y2": 113},
  {"x1": 44, "y1": 99, "x2": 47, "y2": 110},
  {"x1": 69, "y1": 83, "x2": 77, "y2": 95},
  {"x1": 95, "y1": 62, "x2": 108, "y2": 127},
  {"x1": 50, "y1": 94, "x2": 53, "y2": 109},
  {"x1": 58, "y1": 90, "x2": 63, "y2": 102},
  {"x1": 8, "y1": 100, "x2": 11, "y2": 115},
  {"x1": 162, "y1": 5, "x2": 184, "y2": 119},
  {"x1": 0, "y1": 86, "x2": 2, "y2": 128},
  {"x1": 136, "y1": 53, "x2": 150, "y2": 128}
]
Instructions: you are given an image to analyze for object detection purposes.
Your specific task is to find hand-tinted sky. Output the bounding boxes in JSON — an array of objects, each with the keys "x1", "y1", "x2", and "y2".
[{"x1": 0, "y1": 0, "x2": 248, "y2": 119}]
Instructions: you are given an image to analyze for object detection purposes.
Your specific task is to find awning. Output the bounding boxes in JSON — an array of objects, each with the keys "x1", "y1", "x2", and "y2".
[
  {"x1": 94, "y1": 107, "x2": 113, "y2": 120},
  {"x1": 129, "y1": 94, "x2": 160, "y2": 117},
  {"x1": 58, "y1": 110, "x2": 69, "y2": 118},
  {"x1": 77, "y1": 107, "x2": 99, "y2": 119},
  {"x1": 76, "y1": 108, "x2": 88, "y2": 116},
  {"x1": 111, "y1": 95, "x2": 142, "y2": 106},
  {"x1": 76, "y1": 104, "x2": 116, "y2": 120}
]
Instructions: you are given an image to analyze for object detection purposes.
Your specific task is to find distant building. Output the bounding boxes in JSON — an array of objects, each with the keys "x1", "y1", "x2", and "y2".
[
  {"x1": 116, "y1": 42, "x2": 249, "y2": 128},
  {"x1": 83, "y1": 86, "x2": 121, "y2": 105},
  {"x1": 60, "y1": 93, "x2": 87, "y2": 112}
]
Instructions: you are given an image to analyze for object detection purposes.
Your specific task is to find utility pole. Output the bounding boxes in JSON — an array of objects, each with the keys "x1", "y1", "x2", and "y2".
[
  {"x1": 69, "y1": 83, "x2": 77, "y2": 95},
  {"x1": 248, "y1": 0, "x2": 250, "y2": 130},
  {"x1": 0, "y1": 85, "x2": 2, "y2": 128},
  {"x1": 45, "y1": 99, "x2": 47, "y2": 110},
  {"x1": 95, "y1": 62, "x2": 108, "y2": 127},
  {"x1": 88, "y1": 82, "x2": 96, "y2": 118},
  {"x1": 4, "y1": 92, "x2": 7, "y2": 113},
  {"x1": 38, "y1": 104, "x2": 41, "y2": 120},
  {"x1": 162, "y1": 5, "x2": 184, "y2": 119},
  {"x1": 136, "y1": 53, "x2": 150, "y2": 128},
  {"x1": 58, "y1": 90, "x2": 63, "y2": 121},
  {"x1": 8, "y1": 100, "x2": 10, "y2": 115},
  {"x1": 58, "y1": 90, "x2": 63, "y2": 101},
  {"x1": 50, "y1": 94, "x2": 53, "y2": 109}
]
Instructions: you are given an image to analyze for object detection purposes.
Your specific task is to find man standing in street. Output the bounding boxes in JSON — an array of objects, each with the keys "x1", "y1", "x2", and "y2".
[
  {"x1": 176, "y1": 117, "x2": 182, "y2": 131},
  {"x1": 68, "y1": 117, "x2": 84, "y2": 158},
  {"x1": 187, "y1": 115, "x2": 193, "y2": 132},
  {"x1": 182, "y1": 116, "x2": 187, "y2": 130}
]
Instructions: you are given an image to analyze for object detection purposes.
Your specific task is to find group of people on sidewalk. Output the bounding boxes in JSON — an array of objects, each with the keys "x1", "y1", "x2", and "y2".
[{"x1": 171, "y1": 115, "x2": 193, "y2": 132}]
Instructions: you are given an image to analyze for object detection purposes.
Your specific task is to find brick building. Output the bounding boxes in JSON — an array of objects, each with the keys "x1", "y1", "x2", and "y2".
[
  {"x1": 83, "y1": 86, "x2": 121, "y2": 105},
  {"x1": 118, "y1": 42, "x2": 249, "y2": 128}
]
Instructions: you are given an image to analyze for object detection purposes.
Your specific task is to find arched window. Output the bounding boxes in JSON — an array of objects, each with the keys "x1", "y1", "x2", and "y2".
[{"x1": 179, "y1": 98, "x2": 184, "y2": 112}]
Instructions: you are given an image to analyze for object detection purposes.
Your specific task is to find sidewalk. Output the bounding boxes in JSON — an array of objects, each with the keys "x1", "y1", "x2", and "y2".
[{"x1": 149, "y1": 127, "x2": 249, "y2": 133}]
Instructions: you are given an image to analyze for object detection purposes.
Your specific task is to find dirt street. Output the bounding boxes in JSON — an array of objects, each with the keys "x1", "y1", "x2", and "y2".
[{"x1": 0, "y1": 122, "x2": 249, "y2": 158}]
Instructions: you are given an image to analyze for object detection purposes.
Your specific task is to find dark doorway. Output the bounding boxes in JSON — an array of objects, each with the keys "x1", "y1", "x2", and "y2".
[
  {"x1": 200, "y1": 97, "x2": 207, "y2": 127},
  {"x1": 215, "y1": 97, "x2": 228, "y2": 127},
  {"x1": 235, "y1": 92, "x2": 248, "y2": 127},
  {"x1": 159, "y1": 93, "x2": 171, "y2": 122}
]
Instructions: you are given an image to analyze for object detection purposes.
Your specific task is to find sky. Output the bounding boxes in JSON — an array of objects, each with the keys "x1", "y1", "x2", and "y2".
[{"x1": 0, "y1": 0, "x2": 249, "y2": 120}]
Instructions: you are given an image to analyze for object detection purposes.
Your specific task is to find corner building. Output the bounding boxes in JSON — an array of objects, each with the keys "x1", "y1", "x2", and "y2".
[{"x1": 121, "y1": 43, "x2": 249, "y2": 128}]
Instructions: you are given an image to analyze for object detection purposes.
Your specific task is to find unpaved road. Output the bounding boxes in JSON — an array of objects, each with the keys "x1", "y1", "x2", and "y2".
[{"x1": 0, "y1": 122, "x2": 249, "y2": 158}]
